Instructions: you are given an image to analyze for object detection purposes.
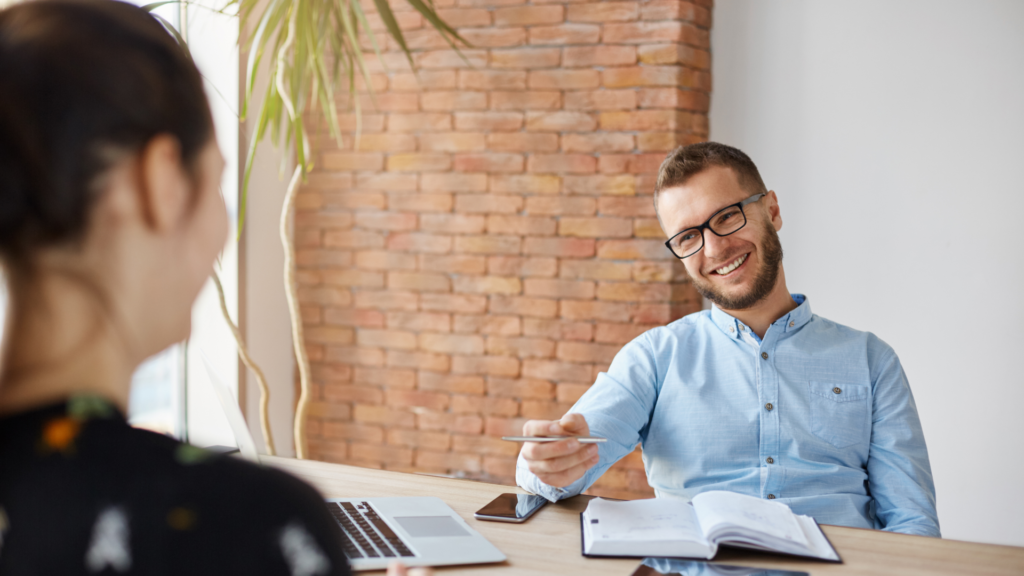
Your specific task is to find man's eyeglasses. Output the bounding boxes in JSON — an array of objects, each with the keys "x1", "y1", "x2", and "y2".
[{"x1": 664, "y1": 193, "x2": 766, "y2": 259}]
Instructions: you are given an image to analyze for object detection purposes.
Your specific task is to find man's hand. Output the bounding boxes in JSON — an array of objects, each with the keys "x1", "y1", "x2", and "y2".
[
  {"x1": 520, "y1": 413, "x2": 600, "y2": 488},
  {"x1": 386, "y1": 561, "x2": 431, "y2": 576}
]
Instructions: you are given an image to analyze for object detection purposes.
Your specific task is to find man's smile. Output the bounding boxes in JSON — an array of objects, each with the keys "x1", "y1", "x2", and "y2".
[{"x1": 709, "y1": 253, "x2": 749, "y2": 277}]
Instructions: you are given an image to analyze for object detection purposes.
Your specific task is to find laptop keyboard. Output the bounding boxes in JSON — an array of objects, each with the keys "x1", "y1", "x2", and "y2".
[{"x1": 327, "y1": 501, "x2": 415, "y2": 559}]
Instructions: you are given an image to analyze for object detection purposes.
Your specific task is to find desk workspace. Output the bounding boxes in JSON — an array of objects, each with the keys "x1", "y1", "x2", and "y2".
[{"x1": 266, "y1": 456, "x2": 1024, "y2": 576}]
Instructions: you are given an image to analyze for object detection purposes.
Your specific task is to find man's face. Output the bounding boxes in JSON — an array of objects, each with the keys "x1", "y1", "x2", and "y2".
[{"x1": 657, "y1": 165, "x2": 784, "y2": 311}]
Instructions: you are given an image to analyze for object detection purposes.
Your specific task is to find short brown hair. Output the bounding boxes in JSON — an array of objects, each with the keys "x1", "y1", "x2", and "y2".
[{"x1": 654, "y1": 142, "x2": 767, "y2": 212}]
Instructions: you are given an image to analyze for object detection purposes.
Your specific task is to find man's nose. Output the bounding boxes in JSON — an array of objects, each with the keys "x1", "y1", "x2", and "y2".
[{"x1": 702, "y1": 229, "x2": 730, "y2": 260}]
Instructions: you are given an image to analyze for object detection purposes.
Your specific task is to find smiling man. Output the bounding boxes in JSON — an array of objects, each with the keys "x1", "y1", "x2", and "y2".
[{"x1": 515, "y1": 142, "x2": 940, "y2": 537}]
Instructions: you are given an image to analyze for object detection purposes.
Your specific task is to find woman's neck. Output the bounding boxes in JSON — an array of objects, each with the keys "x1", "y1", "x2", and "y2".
[{"x1": 0, "y1": 270, "x2": 133, "y2": 416}]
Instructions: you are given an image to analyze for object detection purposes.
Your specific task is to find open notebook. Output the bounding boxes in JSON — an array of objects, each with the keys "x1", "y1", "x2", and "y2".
[{"x1": 581, "y1": 491, "x2": 840, "y2": 563}]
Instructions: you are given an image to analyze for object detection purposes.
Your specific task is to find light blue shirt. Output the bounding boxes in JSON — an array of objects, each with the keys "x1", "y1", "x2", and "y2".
[{"x1": 516, "y1": 295, "x2": 940, "y2": 537}]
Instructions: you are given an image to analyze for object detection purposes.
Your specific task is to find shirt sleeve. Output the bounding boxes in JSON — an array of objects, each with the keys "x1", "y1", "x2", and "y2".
[
  {"x1": 517, "y1": 333, "x2": 660, "y2": 501},
  {"x1": 866, "y1": 341, "x2": 941, "y2": 537}
]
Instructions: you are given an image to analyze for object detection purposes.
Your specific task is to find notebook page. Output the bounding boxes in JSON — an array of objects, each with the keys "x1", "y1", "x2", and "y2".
[
  {"x1": 691, "y1": 491, "x2": 808, "y2": 549},
  {"x1": 796, "y1": 515, "x2": 839, "y2": 561},
  {"x1": 586, "y1": 498, "x2": 706, "y2": 544}
]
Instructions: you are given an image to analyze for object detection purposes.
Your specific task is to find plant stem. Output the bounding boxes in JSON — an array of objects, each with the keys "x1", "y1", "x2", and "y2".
[
  {"x1": 210, "y1": 270, "x2": 276, "y2": 456},
  {"x1": 281, "y1": 165, "x2": 311, "y2": 459}
]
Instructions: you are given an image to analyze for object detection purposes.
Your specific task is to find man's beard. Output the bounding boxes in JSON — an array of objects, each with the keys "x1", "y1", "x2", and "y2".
[{"x1": 690, "y1": 221, "x2": 784, "y2": 311}]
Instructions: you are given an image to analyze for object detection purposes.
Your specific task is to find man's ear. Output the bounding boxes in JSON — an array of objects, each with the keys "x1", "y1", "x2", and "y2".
[
  {"x1": 766, "y1": 190, "x2": 783, "y2": 231},
  {"x1": 137, "y1": 135, "x2": 189, "y2": 232}
]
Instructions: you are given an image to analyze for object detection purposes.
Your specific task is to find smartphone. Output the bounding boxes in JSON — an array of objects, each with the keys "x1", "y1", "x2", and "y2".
[
  {"x1": 474, "y1": 493, "x2": 548, "y2": 523},
  {"x1": 632, "y1": 558, "x2": 809, "y2": 576}
]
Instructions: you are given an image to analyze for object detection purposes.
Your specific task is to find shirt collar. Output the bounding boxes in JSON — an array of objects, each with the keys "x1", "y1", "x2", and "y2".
[{"x1": 710, "y1": 294, "x2": 812, "y2": 340}]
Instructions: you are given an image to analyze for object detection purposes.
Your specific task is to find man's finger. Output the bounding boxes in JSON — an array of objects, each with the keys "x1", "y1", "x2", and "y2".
[
  {"x1": 525, "y1": 443, "x2": 599, "y2": 475},
  {"x1": 522, "y1": 419, "x2": 558, "y2": 436},
  {"x1": 534, "y1": 458, "x2": 599, "y2": 488},
  {"x1": 558, "y1": 413, "x2": 589, "y2": 435},
  {"x1": 521, "y1": 437, "x2": 583, "y2": 461}
]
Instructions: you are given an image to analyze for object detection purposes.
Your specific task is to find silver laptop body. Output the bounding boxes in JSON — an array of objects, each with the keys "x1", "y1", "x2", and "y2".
[{"x1": 325, "y1": 497, "x2": 506, "y2": 571}]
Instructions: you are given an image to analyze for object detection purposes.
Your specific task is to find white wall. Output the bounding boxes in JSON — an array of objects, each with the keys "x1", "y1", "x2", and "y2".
[{"x1": 711, "y1": 0, "x2": 1024, "y2": 546}]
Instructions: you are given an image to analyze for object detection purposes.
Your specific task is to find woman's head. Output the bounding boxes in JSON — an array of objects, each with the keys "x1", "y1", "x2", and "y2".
[{"x1": 0, "y1": 0, "x2": 227, "y2": 360}]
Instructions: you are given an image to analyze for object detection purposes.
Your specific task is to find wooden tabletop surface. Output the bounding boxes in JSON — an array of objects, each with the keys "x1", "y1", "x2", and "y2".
[{"x1": 264, "y1": 456, "x2": 1024, "y2": 576}]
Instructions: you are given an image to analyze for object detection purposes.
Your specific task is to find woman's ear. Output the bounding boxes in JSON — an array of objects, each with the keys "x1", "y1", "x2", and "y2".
[{"x1": 137, "y1": 135, "x2": 189, "y2": 232}]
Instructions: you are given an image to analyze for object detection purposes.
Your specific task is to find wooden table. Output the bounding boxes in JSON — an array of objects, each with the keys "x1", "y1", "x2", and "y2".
[{"x1": 265, "y1": 456, "x2": 1024, "y2": 575}]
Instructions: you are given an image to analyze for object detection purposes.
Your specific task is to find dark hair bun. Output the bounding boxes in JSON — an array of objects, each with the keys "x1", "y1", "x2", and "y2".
[{"x1": 0, "y1": 0, "x2": 213, "y2": 263}]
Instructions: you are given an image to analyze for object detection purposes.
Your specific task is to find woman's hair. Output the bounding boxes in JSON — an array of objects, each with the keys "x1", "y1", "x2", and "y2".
[{"x1": 0, "y1": 0, "x2": 213, "y2": 266}]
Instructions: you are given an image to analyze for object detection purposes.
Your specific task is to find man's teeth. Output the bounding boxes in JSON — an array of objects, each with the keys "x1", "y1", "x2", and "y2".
[{"x1": 715, "y1": 254, "x2": 747, "y2": 275}]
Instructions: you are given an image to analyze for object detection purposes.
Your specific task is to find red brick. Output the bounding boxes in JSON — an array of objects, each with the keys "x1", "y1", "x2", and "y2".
[
  {"x1": 489, "y1": 174, "x2": 561, "y2": 194},
  {"x1": 321, "y1": 269, "x2": 385, "y2": 288},
  {"x1": 451, "y1": 354, "x2": 521, "y2": 377},
  {"x1": 353, "y1": 290, "x2": 419, "y2": 311},
  {"x1": 321, "y1": 422, "x2": 383, "y2": 443},
  {"x1": 421, "y1": 91, "x2": 487, "y2": 111},
  {"x1": 600, "y1": 110, "x2": 688, "y2": 131},
  {"x1": 564, "y1": 89, "x2": 638, "y2": 111},
  {"x1": 637, "y1": 132, "x2": 688, "y2": 152},
  {"x1": 420, "y1": 213, "x2": 486, "y2": 234},
  {"x1": 387, "y1": 350, "x2": 451, "y2": 372},
  {"x1": 357, "y1": 328, "x2": 417, "y2": 350},
  {"x1": 562, "y1": 133, "x2": 635, "y2": 153},
  {"x1": 390, "y1": 70, "x2": 457, "y2": 92},
  {"x1": 529, "y1": 23, "x2": 600, "y2": 45},
  {"x1": 350, "y1": 442, "x2": 413, "y2": 466},
  {"x1": 487, "y1": 256, "x2": 558, "y2": 277},
  {"x1": 560, "y1": 299, "x2": 633, "y2": 322},
  {"x1": 528, "y1": 154, "x2": 597, "y2": 174},
  {"x1": 458, "y1": 70, "x2": 528, "y2": 90},
  {"x1": 434, "y1": 8, "x2": 491, "y2": 27},
  {"x1": 490, "y1": 90, "x2": 562, "y2": 110},
  {"x1": 487, "y1": 215, "x2": 556, "y2": 236},
  {"x1": 387, "y1": 153, "x2": 452, "y2": 172},
  {"x1": 453, "y1": 275, "x2": 522, "y2": 295},
  {"x1": 386, "y1": 311, "x2": 452, "y2": 333},
  {"x1": 304, "y1": 326, "x2": 355, "y2": 345},
  {"x1": 594, "y1": 322, "x2": 655, "y2": 344},
  {"x1": 353, "y1": 250, "x2": 414, "y2": 271},
  {"x1": 596, "y1": 239, "x2": 672, "y2": 260},
  {"x1": 415, "y1": 49, "x2": 488, "y2": 69},
  {"x1": 489, "y1": 295, "x2": 559, "y2": 319},
  {"x1": 494, "y1": 5, "x2": 563, "y2": 26},
  {"x1": 567, "y1": 2, "x2": 638, "y2": 22},
  {"x1": 524, "y1": 278, "x2": 595, "y2": 299},
  {"x1": 454, "y1": 112, "x2": 523, "y2": 131},
  {"x1": 385, "y1": 389, "x2": 451, "y2": 411},
  {"x1": 418, "y1": 371, "x2": 486, "y2": 395},
  {"x1": 486, "y1": 337, "x2": 556, "y2": 359},
  {"x1": 417, "y1": 411, "x2": 483, "y2": 435},
  {"x1": 325, "y1": 308, "x2": 386, "y2": 328},
  {"x1": 453, "y1": 314, "x2": 522, "y2": 335},
  {"x1": 564, "y1": 46, "x2": 636, "y2": 70},
  {"x1": 299, "y1": 286, "x2": 349, "y2": 308},
  {"x1": 521, "y1": 359, "x2": 593, "y2": 383},
  {"x1": 597, "y1": 281, "x2": 674, "y2": 302},
  {"x1": 336, "y1": 113, "x2": 386, "y2": 132},
  {"x1": 522, "y1": 318, "x2": 594, "y2": 341},
  {"x1": 453, "y1": 234, "x2": 521, "y2": 254},
  {"x1": 421, "y1": 172, "x2": 488, "y2": 193},
  {"x1": 604, "y1": 65, "x2": 698, "y2": 88},
  {"x1": 387, "y1": 428, "x2": 452, "y2": 451},
  {"x1": 357, "y1": 92, "x2": 420, "y2": 112},
  {"x1": 563, "y1": 174, "x2": 636, "y2": 196},
  {"x1": 294, "y1": 211, "x2": 354, "y2": 230},
  {"x1": 637, "y1": 44, "x2": 710, "y2": 69},
  {"x1": 353, "y1": 404, "x2": 416, "y2": 428},
  {"x1": 353, "y1": 367, "x2": 417, "y2": 389},
  {"x1": 418, "y1": 132, "x2": 486, "y2": 153},
  {"x1": 458, "y1": 27, "x2": 527, "y2": 47},
  {"x1": 349, "y1": 133, "x2": 417, "y2": 154},
  {"x1": 387, "y1": 113, "x2": 452, "y2": 132},
  {"x1": 557, "y1": 341, "x2": 622, "y2": 363},
  {"x1": 633, "y1": 260, "x2": 682, "y2": 282},
  {"x1": 322, "y1": 383, "x2": 382, "y2": 404},
  {"x1": 560, "y1": 259, "x2": 633, "y2": 280},
  {"x1": 387, "y1": 271, "x2": 451, "y2": 292},
  {"x1": 522, "y1": 237, "x2": 596, "y2": 258},
  {"x1": 484, "y1": 418, "x2": 530, "y2": 438},
  {"x1": 453, "y1": 153, "x2": 525, "y2": 173},
  {"x1": 325, "y1": 345, "x2": 385, "y2": 367},
  {"x1": 418, "y1": 254, "x2": 487, "y2": 275},
  {"x1": 486, "y1": 132, "x2": 559, "y2": 153},
  {"x1": 386, "y1": 232, "x2": 452, "y2": 253},
  {"x1": 490, "y1": 48, "x2": 561, "y2": 69},
  {"x1": 415, "y1": 450, "x2": 482, "y2": 473},
  {"x1": 355, "y1": 211, "x2": 418, "y2": 231},
  {"x1": 525, "y1": 111, "x2": 597, "y2": 132},
  {"x1": 520, "y1": 400, "x2": 575, "y2": 420},
  {"x1": 528, "y1": 69, "x2": 600, "y2": 90},
  {"x1": 321, "y1": 152, "x2": 384, "y2": 171},
  {"x1": 602, "y1": 21, "x2": 708, "y2": 47},
  {"x1": 356, "y1": 172, "x2": 418, "y2": 192},
  {"x1": 451, "y1": 396, "x2": 519, "y2": 418},
  {"x1": 599, "y1": 196, "x2": 658, "y2": 217},
  {"x1": 420, "y1": 293, "x2": 488, "y2": 314},
  {"x1": 525, "y1": 196, "x2": 596, "y2": 216},
  {"x1": 386, "y1": 193, "x2": 454, "y2": 213},
  {"x1": 556, "y1": 382, "x2": 591, "y2": 403},
  {"x1": 641, "y1": 0, "x2": 712, "y2": 27}
]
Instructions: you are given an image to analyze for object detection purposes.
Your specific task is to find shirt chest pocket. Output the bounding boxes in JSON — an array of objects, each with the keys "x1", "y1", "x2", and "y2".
[{"x1": 808, "y1": 381, "x2": 870, "y2": 449}]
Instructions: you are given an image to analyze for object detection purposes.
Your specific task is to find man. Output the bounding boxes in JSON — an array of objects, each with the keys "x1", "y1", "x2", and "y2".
[{"x1": 516, "y1": 142, "x2": 939, "y2": 537}]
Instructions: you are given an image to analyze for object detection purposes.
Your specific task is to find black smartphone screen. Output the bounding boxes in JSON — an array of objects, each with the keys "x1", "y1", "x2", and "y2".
[{"x1": 475, "y1": 493, "x2": 548, "y2": 521}]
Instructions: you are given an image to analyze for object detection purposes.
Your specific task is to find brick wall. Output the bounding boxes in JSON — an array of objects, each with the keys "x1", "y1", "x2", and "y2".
[{"x1": 296, "y1": 0, "x2": 710, "y2": 500}]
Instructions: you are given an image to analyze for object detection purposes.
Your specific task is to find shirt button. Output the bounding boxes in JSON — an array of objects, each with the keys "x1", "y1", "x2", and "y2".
[
  {"x1": 765, "y1": 403, "x2": 773, "y2": 411},
  {"x1": 767, "y1": 494, "x2": 776, "y2": 500},
  {"x1": 729, "y1": 327, "x2": 735, "y2": 333},
  {"x1": 789, "y1": 321, "x2": 795, "y2": 327},
  {"x1": 766, "y1": 457, "x2": 774, "y2": 464},
  {"x1": 833, "y1": 387, "x2": 842, "y2": 394},
  {"x1": 761, "y1": 352, "x2": 768, "y2": 360}
]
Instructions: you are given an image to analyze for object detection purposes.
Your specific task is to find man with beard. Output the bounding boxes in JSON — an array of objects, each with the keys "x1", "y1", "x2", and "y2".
[{"x1": 515, "y1": 142, "x2": 940, "y2": 537}]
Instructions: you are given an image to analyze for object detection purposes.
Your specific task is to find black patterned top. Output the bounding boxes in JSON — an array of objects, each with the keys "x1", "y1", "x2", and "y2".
[{"x1": 0, "y1": 395, "x2": 350, "y2": 575}]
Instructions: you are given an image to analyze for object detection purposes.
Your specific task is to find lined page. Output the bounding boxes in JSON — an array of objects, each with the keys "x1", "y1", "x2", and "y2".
[
  {"x1": 691, "y1": 491, "x2": 808, "y2": 549},
  {"x1": 586, "y1": 498, "x2": 706, "y2": 543}
]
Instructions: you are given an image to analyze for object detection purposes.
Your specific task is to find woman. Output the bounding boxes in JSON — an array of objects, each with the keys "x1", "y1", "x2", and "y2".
[{"x1": 0, "y1": 1, "x2": 424, "y2": 574}]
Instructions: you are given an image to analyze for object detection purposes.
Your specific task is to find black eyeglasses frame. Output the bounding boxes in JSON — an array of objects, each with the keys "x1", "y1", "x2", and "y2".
[{"x1": 664, "y1": 193, "x2": 766, "y2": 259}]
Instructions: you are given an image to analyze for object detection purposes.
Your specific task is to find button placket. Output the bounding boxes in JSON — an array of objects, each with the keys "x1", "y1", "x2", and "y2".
[{"x1": 757, "y1": 334, "x2": 781, "y2": 502}]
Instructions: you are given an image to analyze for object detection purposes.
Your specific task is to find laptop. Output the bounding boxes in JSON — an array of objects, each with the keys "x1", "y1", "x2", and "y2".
[{"x1": 200, "y1": 353, "x2": 507, "y2": 571}]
